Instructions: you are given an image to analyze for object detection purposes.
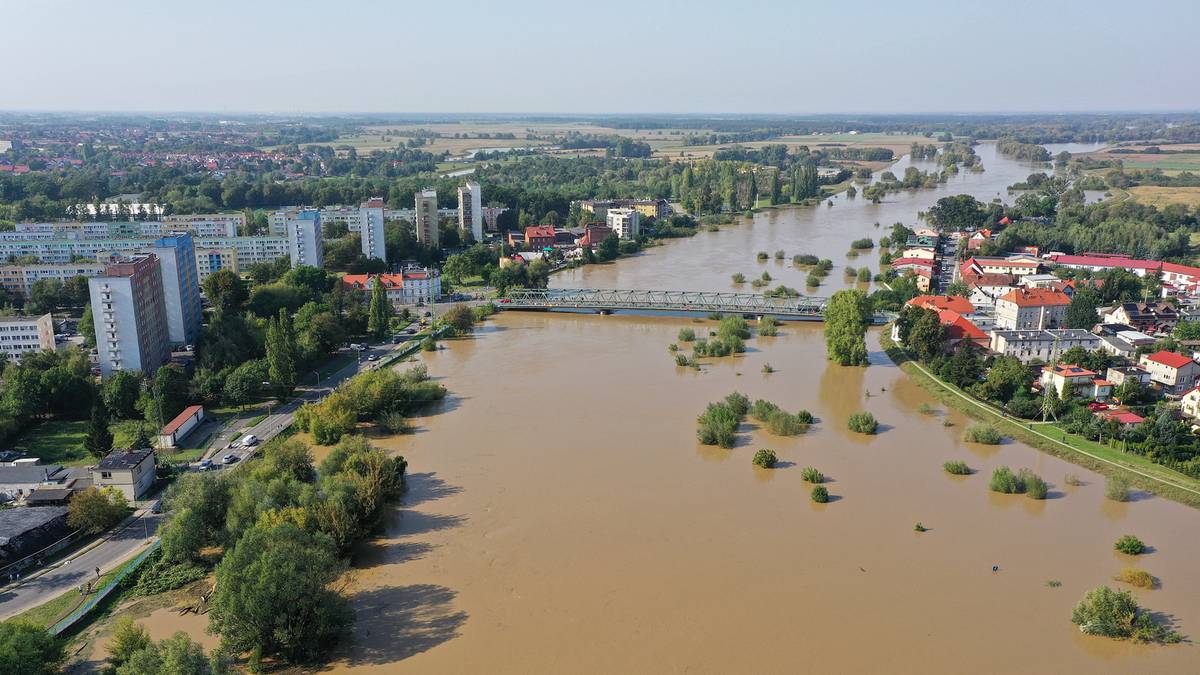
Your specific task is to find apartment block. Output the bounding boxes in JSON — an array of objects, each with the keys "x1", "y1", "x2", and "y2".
[
  {"x1": 606, "y1": 208, "x2": 641, "y2": 239},
  {"x1": 88, "y1": 254, "x2": 170, "y2": 376},
  {"x1": 194, "y1": 247, "x2": 238, "y2": 282},
  {"x1": 146, "y1": 233, "x2": 202, "y2": 346},
  {"x1": 283, "y1": 209, "x2": 324, "y2": 268},
  {"x1": 0, "y1": 262, "x2": 106, "y2": 300},
  {"x1": 162, "y1": 213, "x2": 244, "y2": 238},
  {"x1": 360, "y1": 198, "x2": 387, "y2": 262},
  {"x1": 0, "y1": 313, "x2": 54, "y2": 362},
  {"x1": 458, "y1": 182, "x2": 483, "y2": 243},
  {"x1": 415, "y1": 189, "x2": 439, "y2": 248}
]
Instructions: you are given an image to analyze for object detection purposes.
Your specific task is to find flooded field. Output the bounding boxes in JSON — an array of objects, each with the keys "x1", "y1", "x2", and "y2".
[{"x1": 326, "y1": 142, "x2": 1197, "y2": 673}]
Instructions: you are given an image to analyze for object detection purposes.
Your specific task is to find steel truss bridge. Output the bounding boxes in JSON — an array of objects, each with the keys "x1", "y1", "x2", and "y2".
[{"x1": 500, "y1": 288, "x2": 891, "y2": 323}]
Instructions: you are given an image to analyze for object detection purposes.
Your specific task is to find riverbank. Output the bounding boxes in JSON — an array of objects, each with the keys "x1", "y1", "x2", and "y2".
[{"x1": 880, "y1": 330, "x2": 1200, "y2": 509}]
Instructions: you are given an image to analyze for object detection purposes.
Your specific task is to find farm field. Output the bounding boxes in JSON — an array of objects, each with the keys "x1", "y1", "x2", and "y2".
[{"x1": 1128, "y1": 185, "x2": 1200, "y2": 209}]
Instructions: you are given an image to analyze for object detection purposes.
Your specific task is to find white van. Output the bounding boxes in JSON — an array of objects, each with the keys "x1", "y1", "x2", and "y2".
[{"x1": 241, "y1": 434, "x2": 259, "y2": 447}]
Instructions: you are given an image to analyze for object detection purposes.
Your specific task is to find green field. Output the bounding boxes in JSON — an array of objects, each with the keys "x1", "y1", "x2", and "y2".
[{"x1": 12, "y1": 420, "x2": 90, "y2": 465}]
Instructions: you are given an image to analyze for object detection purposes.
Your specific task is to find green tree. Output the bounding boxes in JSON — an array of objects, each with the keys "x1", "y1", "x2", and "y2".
[
  {"x1": 115, "y1": 631, "x2": 215, "y2": 675},
  {"x1": 0, "y1": 621, "x2": 63, "y2": 675},
  {"x1": 367, "y1": 277, "x2": 392, "y2": 338},
  {"x1": 68, "y1": 487, "x2": 128, "y2": 534},
  {"x1": 79, "y1": 303, "x2": 96, "y2": 349},
  {"x1": 597, "y1": 233, "x2": 620, "y2": 262},
  {"x1": 223, "y1": 359, "x2": 269, "y2": 409},
  {"x1": 443, "y1": 304, "x2": 475, "y2": 333},
  {"x1": 442, "y1": 253, "x2": 472, "y2": 285},
  {"x1": 905, "y1": 307, "x2": 947, "y2": 362},
  {"x1": 84, "y1": 399, "x2": 114, "y2": 459},
  {"x1": 769, "y1": 170, "x2": 781, "y2": 205},
  {"x1": 102, "y1": 370, "x2": 142, "y2": 419},
  {"x1": 1064, "y1": 286, "x2": 1102, "y2": 329},
  {"x1": 160, "y1": 506, "x2": 206, "y2": 563},
  {"x1": 266, "y1": 309, "x2": 297, "y2": 395},
  {"x1": 108, "y1": 616, "x2": 152, "y2": 668},
  {"x1": 130, "y1": 424, "x2": 151, "y2": 450},
  {"x1": 824, "y1": 289, "x2": 871, "y2": 366},
  {"x1": 208, "y1": 522, "x2": 352, "y2": 662},
  {"x1": 1174, "y1": 320, "x2": 1200, "y2": 340},
  {"x1": 142, "y1": 365, "x2": 190, "y2": 428},
  {"x1": 202, "y1": 269, "x2": 247, "y2": 313},
  {"x1": 927, "y1": 194, "x2": 988, "y2": 231}
]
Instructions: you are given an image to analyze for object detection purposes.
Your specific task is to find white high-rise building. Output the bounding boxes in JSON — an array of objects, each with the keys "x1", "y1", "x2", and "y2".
[
  {"x1": 415, "y1": 189, "x2": 439, "y2": 248},
  {"x1": 606, "y1": 208, "x2": 641, "y2": 239},
  {"x1": 360, "y1": 197, "x2": 387, "y2": 262},
  {"x1": 88, "y1": 254, "x2": 171, "y2": 376},
  {"x1": 284, "y1": 209, "x2": 324, "y2": 268},
  {"x1": 458, "y1": 182, "x2": 483, "y2": 243}
]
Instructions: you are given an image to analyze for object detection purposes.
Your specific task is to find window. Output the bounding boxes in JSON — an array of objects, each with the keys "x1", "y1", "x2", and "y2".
[{"x1": 101, "y1": 471, "x2": 112, "y2": 479}]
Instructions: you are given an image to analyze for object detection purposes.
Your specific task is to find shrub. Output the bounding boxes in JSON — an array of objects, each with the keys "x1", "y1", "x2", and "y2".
[
  {"x1": 131, "y1": 550, "x2": 208, "y2": 597},
  {"x1": 757, "y1": 251, "x2": 769, "y2": 260},
  {"x1": 918, "y1": 402, "x2": 936, "y2": 415},
  {"x1": 678, "y1": 327, "x2": 695, "y2": 342},
  {"x1": 963, "y1": 424, "x2": 1002, "y2": 445},
  {"x1": 774, "y1": 249, "x2": 785, "y2": 260},
  {"x1": 674, "y1": 353, "x2": 691, "y2": 367},
  {"x1": 857, "y1": 268, "x2": 872, "y2": 282},
  {"x1": 731, "y1": 273, "x2": 746, "y2": 283},
  {"x1": 914, "y1": 522, "x2": 928, "y2": 532},
  {"x1": 989, "y1": 466, "x2": 1025, "y2": 494},
  {"x1": 758, "y1": 317, "x2": 780, "y2": 336},
  {"x1": 1114, "y1": 535, "x2": 1146, "y2": 555},
  {"x1": 1115, "y1": 567, "x2": 1155, "y2": 589},
  {"x1": 723, "y1": 392, "x2": 751, "y2": 417},
  {"x1": 943, "y1": 460, "x2": 971, "y2": 475},
  {"x1": 751, "y1": 278, "x2": 767, "y2": 288},
  {"x1": 1070, "y1": 586, "x2": 1182, "y2": 642},
  {"x1": 850, "y1": 237, "x2": 874, "y2": 250},
  {"x1": 765, "y1": 410, "x2": 807, "y2": 436},
  {"x1": 668, "y1": 343, "x2": 679, "y2": 352},
  {"x1": 805, "y1": 274, "x2": 820, "y2": 287},
  {"x1": 847, "y1": 411, "x2": 877, "y2": 434},
  {"x1": 697, "y1": 398, "x2": 745, "y2": 448},
  {"x1": 1105, "y1": 475, "x2": 1131, "y2": 502},
  {"x1": 750, "y1": 399, "x2": 781, "y2": 422},
  {"x1": 811, "y1": 486, "x2": 830, "y2": 503},
  {"x1": 1064, "y1": 473, "x2": 1084, "y2": 486},
  {"x1": 795, "y1": 409, "x2": 814, "y2": 424},
  {"x1": 377, "y1": 411, "x2": 410, "y2": 434},
  {"x1": 1020, "y1": 469, "x2": 1048, "y2": 499},
  {"x1": 760, "y1": 271, "x2": 773, "y2": 282},
  {"x1": 801, "y1": 467, "x2": 823, "y2": 483},
  {"x1": 718, "y1": 316, "x2": 751, "y2": 340},
  {"x1": 752, "y1": 449, "x2": 777, "y2": 468},
  {"x1": 761, "y1": 363, "x2": 775, "y2": 373},
  {"x1": 420, "y1": 336, "x2": 437, "y2": 351}
]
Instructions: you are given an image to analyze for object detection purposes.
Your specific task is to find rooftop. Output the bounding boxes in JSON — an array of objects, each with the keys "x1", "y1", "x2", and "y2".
[
  {"x1": 0, "y1": 505, "x2": 68, "y2": 539},
  {"x1": 160, "y1": 404, "x2": 204, "y2": 436},
  {"x1": 96, "y1": 448, "x2": 155, "y2": 470},
  {"x1": 0, "y1": 464, "x2": 67, "y2": 485},
  {"x1": 1143, "y1": 350, "x2": 1196, "y2": 370},
  {"x1": 908, "y1": 295, "x2": 974, "y2": 314},
  {"x1": 998, "y1": 287, "x2": 1071, "y2": 307}
]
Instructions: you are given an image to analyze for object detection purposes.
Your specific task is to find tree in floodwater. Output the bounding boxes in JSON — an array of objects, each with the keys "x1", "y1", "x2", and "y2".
[{"x1": 823, "y1": 289, "x2": 871, "y2": 366}]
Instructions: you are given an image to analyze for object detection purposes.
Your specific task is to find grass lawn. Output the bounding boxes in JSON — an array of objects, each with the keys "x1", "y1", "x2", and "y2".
[
  {"x1": 9, "y1": 556, "x2": 139, "y2": 629},
  {"x1": 11, "y1": 420, "x2": 90, "y2": 466},
  {"x1": 1128, "y1": 186, "x2": 1200, "y2": 209},
  {"x1": 880, "y1": 330, "x2": 1200, "y2": 509}
]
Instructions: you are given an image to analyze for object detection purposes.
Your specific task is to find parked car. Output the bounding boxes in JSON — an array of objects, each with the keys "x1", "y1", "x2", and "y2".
[
  {"x1": 199, "y1": 459, "x2": 213, "y2": 471},
  {"x1": 221, "y1": 454, "x2": 238, "y2": 464}
]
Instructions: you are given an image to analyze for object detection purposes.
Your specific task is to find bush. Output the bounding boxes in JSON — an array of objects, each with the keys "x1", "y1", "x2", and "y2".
[
  {"x1": 758, "y1": 317, "x2": 780, "y2": 336},
  {"x1": 765, "y1": 410, "x2": 807, "y2": 436},
  {"x1": 668, "y1": 343, "x2": 679, "y2": 352},
  {"x1": 760, "y1": 271, "x2": 773, "y2": 282},
  {"x1": 1115, "y1": 567, "x2": 1156, "y2": 589},
  {"x1": 1105, "y1": 475, "x2": 1131, "y2": 502},
  {"x1": 850, "y1": 237, "x2": 874, "y2": 250},
  {"x1": 697, "y1": 398, "x2": 744, "y2": 448},
  {"x1": 752, "y1": 449, "x2": 777, "y2": 468},
  {"x1": 723, "y1": 392, "x2": 750, "y2": 417},
  {"x1": 0, "y1": 621, "x2": 63, "y2": 675},
  {"x1": 377, "y1": 411, "x2": 410, "y2": 434},
  {"x1": 989, "y1": 466, "x2": 1025, "y2": 494},
  {"x1": 757, "y1": 251, "x2": 769, "y2": 260},
  {"x1": 918, "y1": 402, "x2": 936, "y2": 415},
  {"x1": 131, "y1": 550, "x2": 208, "y2": 596},
  {"x1": 801, "y1": 467, "x2": 824, "y2": 483},
  {"x1": 761, "y1": 363, "x2": 775, "y2": 373},
  {"x1": 844, "y1": 266, "x2": 857, "y2": 277},
  {"x1": 1070, "y1": 586, "x2": 1181, "y2": 642},
  {"x1": 963, "y1": 424, "x2": 1003, "y2": 444},
  {"x1": 677, "y1": 327, "x2": 695, "y2": 342},
  {"x1": 857, "y1": 268, "x2": 872, "y2": 282},
  {"x1": 847, "y1": 411, "x2": 877, "y2": 434},
  {"x1": 811, "y1": 486, "x2": 829, "y2": 503},
  {"x1": 731, "y1": 273, "x2": 746, "y2": 284},
  {"x1": 1064, "y1": 473, "x2": 1084, "y2": 486},
  {"x1": 943, "y1": 460, "x2": 971, "y2": 475},
  {"x1": 1114, "y1": 535, "x2": 1146, "y2": 555},
  {"x1": 750, "y1": 399, "x2": 780, "y2": 421},
  {"x1": 914, "y1": 522, "x2": 928, "y2": 532},
  {"x1": 774, "y1": 249, "x2": 785, "y2": 260},
  {"x1": 674, "y1": 353, "x2": 692, "y2": 367},
  {"x1": 795, "y1": 409, "x2": 814, "y2": 424},
  {"x1": 420, "y1": 336, "x2": 437, "y2": 351},
  {"x1": 718, "y1": 316, "x2": 751, "y2": 340},
  {"x1": 1020, "y1": 469, "x2": 1048, "y2": 499}
]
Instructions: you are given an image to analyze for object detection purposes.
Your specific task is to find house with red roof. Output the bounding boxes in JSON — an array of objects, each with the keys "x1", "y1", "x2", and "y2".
[
  {"x1": 341, "y1": 269, "x2": 442, "y2": 307},
  {"x1": 524, "y1": 226, "x2": 557, "y2": 250},
  {"x1": 1180, "y1": 386, "x2": 1200, "y2": 419},
  {"x1": 961, "y1": 256, "x2": 1040, "y2": 278},
  {"x1": 1103, "y1": 302, "x2": 1180, "y2": 334},
  {"x1": 1040, "y1": 364, "x2": 1112, "y2": 401},
  {"x1": 1139, "y1": 350, "x2": 1200, "y2": 395},
  {"x1": 891, "y1": 257, "x2": 935, "y2": 274},
  {"x1": 577, "y1": 225, "x2": 614, "y2": 248},
  {"x1": 907, "y1": 295, "x2": 974, "y2": 314},
  {"x1": 1159, "y1": 262, "x2": 1200, "y2": 297},
  {"x1": 937, "y1": 310, "x2": 989, "y2": 350},
  {"x1": 1101, "y1": 410, "x2": 1145, "y2": 428},
  {"x1": 157, "y1": 405, "x2": 206, "y2": 449},
  {"x1": 1044, "y1": 252, "x2": 1163, "y2": 278},
  {"x1": 995, "y1": 287, "x2": 1071, "y2": 330}
]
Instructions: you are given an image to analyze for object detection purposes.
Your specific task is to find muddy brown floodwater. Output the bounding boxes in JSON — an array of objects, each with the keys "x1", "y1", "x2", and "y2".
[{"x1": 327, "y1": 144, "x2": 1198, "y2": 673}]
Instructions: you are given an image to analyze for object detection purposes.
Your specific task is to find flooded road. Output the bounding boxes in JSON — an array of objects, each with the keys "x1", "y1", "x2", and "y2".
[{"x1": 329, "y1": 142, "x2": 1199, "y2": 673}]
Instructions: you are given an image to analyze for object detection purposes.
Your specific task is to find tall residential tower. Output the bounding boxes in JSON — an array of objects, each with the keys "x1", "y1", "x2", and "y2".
[
  {"x1": 458, "y1": 181, "x2": 483, "y2": 243},
  {"x1": 360, "y1": 197, "x2": 387, "y2": 262},
  {"x1": 414, "y1": 189, "x2": 439, "y2": 248},
  {"x1": 88, "y1": 254, "x2": 171, "y2": 376}
]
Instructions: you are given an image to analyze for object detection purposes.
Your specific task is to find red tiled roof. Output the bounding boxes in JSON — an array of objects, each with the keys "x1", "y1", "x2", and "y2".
[
  {"x1": 936, "y1": 310, "x2": 987, "y2": 342},
  {"x1": 1103, "y1": 411, "x2": 1145, "y2": 425},
  {"x1": 161, "y1": 405, "x2": 203, "y2": 435},
  {"x1": 891, "y1": 257, "x2": 935, "y2": 268},
  {"x1": 525, "y1": 226, "x2": 556, "y2": 239},
  {"x1": 998, "y1": 287, "x2": 1070, "y2": 307},
  {"x1": 1160, "y1": 261, "x2": 1200, "y2": 278},
  {"x1": 1044, "y1": 364, "x2": 1096, "y2": 378},
  {"x1": 1143, "y1": 350, "x2": 1195, "y2": 370},
  {"x1": 963, "y1": 272, "x2": 1016, "y2": 288},
  {"x1": 908, "y1": 295, "x2": 974, "y2": 314},
  {"x1": 1046, "y1": 253, "x2": 1162, "y2": 271}
]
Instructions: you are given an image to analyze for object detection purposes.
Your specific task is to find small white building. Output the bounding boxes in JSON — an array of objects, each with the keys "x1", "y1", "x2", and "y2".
[
  {"x1": 1139, "y1": 350, "x2": 1200, "y2": 395},
  {"x1": 91, "y1": 449, "x2": 156, "y2": 502},
  {"x1": 0, "y1": 313, "x2": 55, "y2": 362},
  {"x1": 994, "y1": 287, "x2": 1071, "y2": 330},
  {"x1": 606, "y1": 208, "x2": 641, "y2": 239},
  {"x1": 157, "y1": 405, "x2": 206, "y2": 449}
]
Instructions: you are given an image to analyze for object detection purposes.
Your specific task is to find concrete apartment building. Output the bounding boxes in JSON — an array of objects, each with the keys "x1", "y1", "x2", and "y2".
[
  {"x1": 989, "y1": 329, "x2": 1100, "y2": 364},
  {"x1": 283, "y1": 209, "x2": 323, "y2": 268},
  {"x1": 194, "y1": 246, "x2": 238, "y2": 282},
  {"x1": 360, "y1": 197, "x2": 387, "y2": 262},
  {"x1": 145, "y1": 233, "x2": 202, "y2": 346},
  {"x1": 578, "y1": 198, "x2": 670, "y2": 220},
  {"x1": 415, "y1": 189, "x2": 439, "y2": 248},
  {"x1": 162, "y1": 213, "x2": 244, "y2": 238},
  {"x1": 0, "y1": 262, "x2": 106, "y2": 300},
  {"x1": 458, "y1": 181, "x2": 483, "y2": 243},
  {"x1": 0, "y1": 313, "x2": 55, "y2": 362},
  {"x1": 88, "y1": 254, "x2": 171, "y2": 376},
  {"x1": 994, "y1": 287, "x2": 1071, "y2": 330},
  {"x1": 1139, "y1": 350, "x2": 1200, "y2": 395},
  {"x1": 606, "y1": 208, "x2": 641, "y2": 239}
]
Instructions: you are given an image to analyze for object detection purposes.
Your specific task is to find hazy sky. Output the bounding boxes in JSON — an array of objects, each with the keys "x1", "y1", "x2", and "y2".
[{"x1": 5, "y1": 0, "x2": 1198, "y2": 114}]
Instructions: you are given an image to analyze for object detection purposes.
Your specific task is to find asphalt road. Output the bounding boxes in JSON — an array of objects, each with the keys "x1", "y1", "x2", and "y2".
[{"x1": 0, "y1": 510, "x2": 163, "y2": 621}]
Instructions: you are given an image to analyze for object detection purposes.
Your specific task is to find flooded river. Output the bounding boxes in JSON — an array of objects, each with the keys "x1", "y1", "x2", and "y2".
[{"x1": 328, "y1": 142, "x2": 1200, "y2": 673}]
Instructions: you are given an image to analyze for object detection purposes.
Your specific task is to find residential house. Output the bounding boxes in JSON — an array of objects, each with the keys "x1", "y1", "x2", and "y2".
[
  {"x1": 1045, "y1": 252, "x2": 1162, "y2": 278},
  {"x1": 937, "y1": 310, "x2": 989, "y2": 350},
  {"x1": 1160, "y1": 261, "x2": 1200, "y2": 297},
  {"x1": 1139, "y1": 350, "x2": 1200, "y2": 395},
  {"x1": 1102, "y1": 410, "x2": 1146, "y2": 428},
  {"x1": 994, "y1": 287, "x2": 1071, "y2": 330},
  {"x1": 907, "y1": 295, "x2": 974, "y2": 314},
  {"x1": 1181, "y1": 386, "x2": 1200, "y2": 419},
  {"x1": 1106, "y1": 365, "x2": 1152, "y2": 388},
  {"x1": 524, "y1": 226, "x2": 557, "y2": 250},
  {"x1": 961, "y1": 255, "x2": 1040, "y2": 278},
  {"x1": 340, "y1": 269, "x2": 442, "y2": 307},
  {"x1": 1040, "y1": 364, "x2": 1112, "y2": 401},
  {"x1": 577, "y1": 225, "x2": 614, "y2": 248},
  {"x1": 1103, "y1": 302, "x2": 1179, "y2": 335},
  {"x1": 900, "y1": 247, "x2": 937, "y2": 261},
  {"x1": 964, "y1": 273, "x2": 1017, "y2": 308},
  {"x1": 891, "y1": 258, "x2": 935, "y2": 274},
  {"x1": 989, "y1": 329, "x2": 1101, "y2": 363},
  {"x1": 91, "y1": 449, "x2": 156, "y2": 501}
]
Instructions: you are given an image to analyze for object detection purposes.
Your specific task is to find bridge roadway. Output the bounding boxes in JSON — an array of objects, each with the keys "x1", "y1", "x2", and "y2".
[{"x1": 500, "y1": 288, "x2": 892, "y2": 323}]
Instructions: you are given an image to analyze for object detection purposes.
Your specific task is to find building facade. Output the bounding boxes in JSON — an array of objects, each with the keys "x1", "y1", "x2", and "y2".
[
  {"x1": 1139, "y1": 350, "x2": 1200, "y2": 395},
  {"x1": 360, "y1": 198, "x2": 387, "y2": 262},
  {"x1": 458, "y1": 182, "x2": 483, "y2": 243},
  {"x1": 994, "y1": 288, "x2": 1070, "y2": 330},
  {"x1": 284, "y1": 209, "x2": 323, "y2": 268},
  {"x1": 988, "y1": 329, "x2": 1100, "y2": 363},
  {"x1": 415, "y1": 189, "x2": 439, "y2": 248},
  {"x1": 0, "y1": 262, "x2": 106, "y2": 300},
  {"x1": 91, "y1": 449, "x2": 156, "y2": 501},
  {"x1": 161, "y1": 213, "x2": 244, "y2": 238},
  {"x1": 88, "y1": 254, "x2": 171, "y2": 376},
  {"x1": 340, "y1": 268, "x2": 442, "y2": 307},
  {"x1": 194, "y1": 247, "x2": 238, "y2": 282},
  {"x1": 606, "y1": 208, "x2": 641, "y2": 239},
  {"x1": 0, "y1": 313, "x2": 54, "y2": 361},
  {"x1": 147, "y1": 233, "x2": 201, "y2": 346}
]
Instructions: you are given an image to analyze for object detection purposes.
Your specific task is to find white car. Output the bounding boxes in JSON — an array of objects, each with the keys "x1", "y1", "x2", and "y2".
[{"x1": 240, "y1": 434, "x2": 259, "y2": 447}]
